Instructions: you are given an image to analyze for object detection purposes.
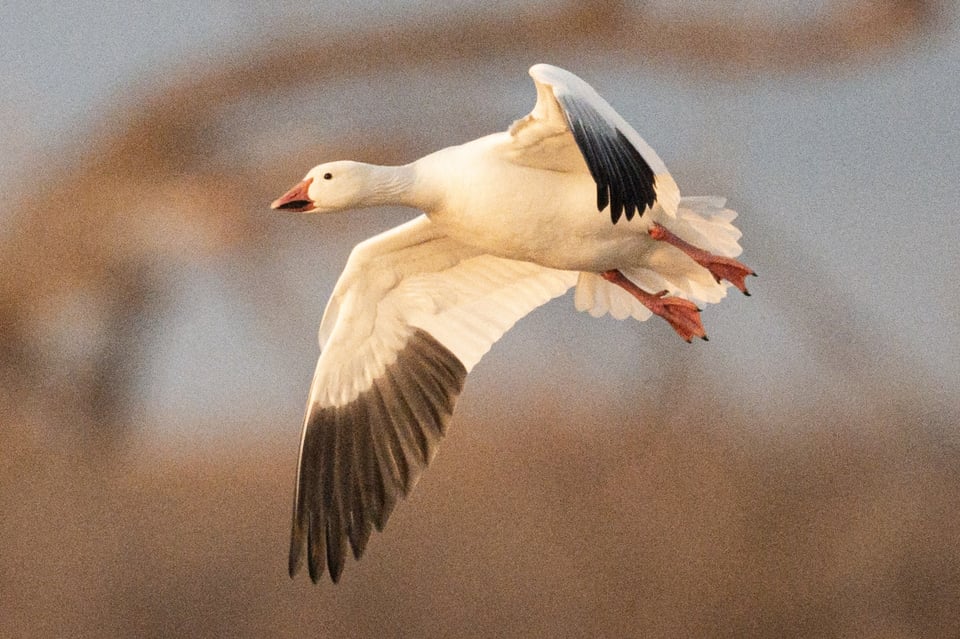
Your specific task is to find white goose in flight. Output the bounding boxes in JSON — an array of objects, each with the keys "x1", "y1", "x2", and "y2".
[{"x1": 271, "y1": 63, "x2": 754, "y2": 583}]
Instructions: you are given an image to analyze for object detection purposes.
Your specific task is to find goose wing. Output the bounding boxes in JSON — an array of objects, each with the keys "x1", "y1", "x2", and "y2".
[
  {"x1": 508, "y1": 63, "x2": 680, "y2": 223},
  {"x1": 289, "y1": 214, "x2": 577, "y2": 582}
]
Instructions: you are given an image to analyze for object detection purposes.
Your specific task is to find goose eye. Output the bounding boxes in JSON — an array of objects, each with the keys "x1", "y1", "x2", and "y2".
[{"x1": 323, "y1": 172, "x2": 333, "y2": 180}]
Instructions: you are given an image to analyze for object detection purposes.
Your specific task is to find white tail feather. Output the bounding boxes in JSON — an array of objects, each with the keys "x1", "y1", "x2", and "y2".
[
  {"x1": 671, "y1": 196, "x2": 743, "y2": 258},
  {"x1": 573, "y1": 196, "x2": 743, "y2": 320}
]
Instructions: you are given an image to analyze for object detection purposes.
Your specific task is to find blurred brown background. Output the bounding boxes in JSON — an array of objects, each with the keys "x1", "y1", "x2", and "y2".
[{"x1": 2, "y1": 1, "x2": 959, "y2": 637}]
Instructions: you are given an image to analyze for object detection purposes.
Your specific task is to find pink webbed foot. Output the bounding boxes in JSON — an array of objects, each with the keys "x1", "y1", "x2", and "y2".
[
  {"x1": 649, "y1": 223, "x2": 756, "y2": 295},
  {"x1": 601, "y1": 270, "x2": 707, "y2": 343}
]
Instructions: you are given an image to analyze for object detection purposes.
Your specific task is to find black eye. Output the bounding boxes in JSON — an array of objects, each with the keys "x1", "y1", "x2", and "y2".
[{"x1": 323, "y1": 172, "x2": 332, "y2": 180}]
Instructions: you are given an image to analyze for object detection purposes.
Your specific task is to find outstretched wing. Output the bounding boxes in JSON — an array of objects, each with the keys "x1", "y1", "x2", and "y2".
[
  {"x1": 508, "y1": 63, "x2": 680, "y2": 223},
  {"x1": 290, "y1": 215, "x2": 577, "y2": 583}
]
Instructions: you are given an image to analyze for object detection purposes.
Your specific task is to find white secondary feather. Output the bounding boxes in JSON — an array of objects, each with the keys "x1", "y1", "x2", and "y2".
[
  {"x1": 405, "y1": 254, "x2": 578, "y2": 371},
  {"x1": 310, "y1": 215, "x2": 575, "y2": 408}
]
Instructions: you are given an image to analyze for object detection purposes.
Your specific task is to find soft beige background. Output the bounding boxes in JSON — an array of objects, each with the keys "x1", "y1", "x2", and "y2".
[{"x1": 2, "y1": 1, "x2": 958, "y2": 636}]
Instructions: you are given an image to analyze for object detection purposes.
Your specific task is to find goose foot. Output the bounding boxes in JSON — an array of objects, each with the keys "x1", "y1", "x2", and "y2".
[
  {"x1": 649, "y1": 223, "x2": 756, "y2": 295},
  {"x1": 600, "y1": 270, "x2": 707, "y2": 342}
]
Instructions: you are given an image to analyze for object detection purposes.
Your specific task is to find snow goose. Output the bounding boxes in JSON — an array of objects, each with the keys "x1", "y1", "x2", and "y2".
[{"x1": 271, "y1": 63, "x2": 754, "y2": 583}]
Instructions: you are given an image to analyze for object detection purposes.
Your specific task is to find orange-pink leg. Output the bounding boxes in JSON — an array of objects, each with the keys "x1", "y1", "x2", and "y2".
[
  {"x1": 600, "y1": 270, "x2": 707, "y2": 342},
  {"x1": 649, "y1": 223, "x2": 756, "y2": 295}
]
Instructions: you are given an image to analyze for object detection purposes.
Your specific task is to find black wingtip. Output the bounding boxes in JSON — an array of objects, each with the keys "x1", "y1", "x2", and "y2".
[
  {"x1": 289, "y1": 553, "x2": 301, "y2": 580},
  {"x1": 559, "y1": 94, "x2": 657, "y2": 225},
  {"x1": 597, "y1": 183, "x2": 609, "y2": 212},
  {"x1": 291, "y1": 329, "x2": 467, "y2": 586},
  {"x1": 306, "y1": 550, "x2": 321, "y2": 583},
  {"x1": 348, "y1": 520, "x2": 373, "y2": 560},
  {"x1": 289, "y1": 521, "x2": 305, "y2": 579}
]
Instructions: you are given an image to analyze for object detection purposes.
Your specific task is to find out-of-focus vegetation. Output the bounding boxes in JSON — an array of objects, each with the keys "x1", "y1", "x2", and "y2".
[{"x1": 6, "y1": 401, "x2": 959, "y2": 636}]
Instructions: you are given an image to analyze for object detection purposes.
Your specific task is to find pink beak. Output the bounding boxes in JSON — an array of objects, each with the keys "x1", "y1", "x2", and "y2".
[{"x1": 271, "y1": 177, "x2": 315, "y2": 211}]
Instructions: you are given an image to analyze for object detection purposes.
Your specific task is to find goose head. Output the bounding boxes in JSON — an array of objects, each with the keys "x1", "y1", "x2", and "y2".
[{"x1": 271, "y1": 161, "x2": 384, "y2": 214}]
